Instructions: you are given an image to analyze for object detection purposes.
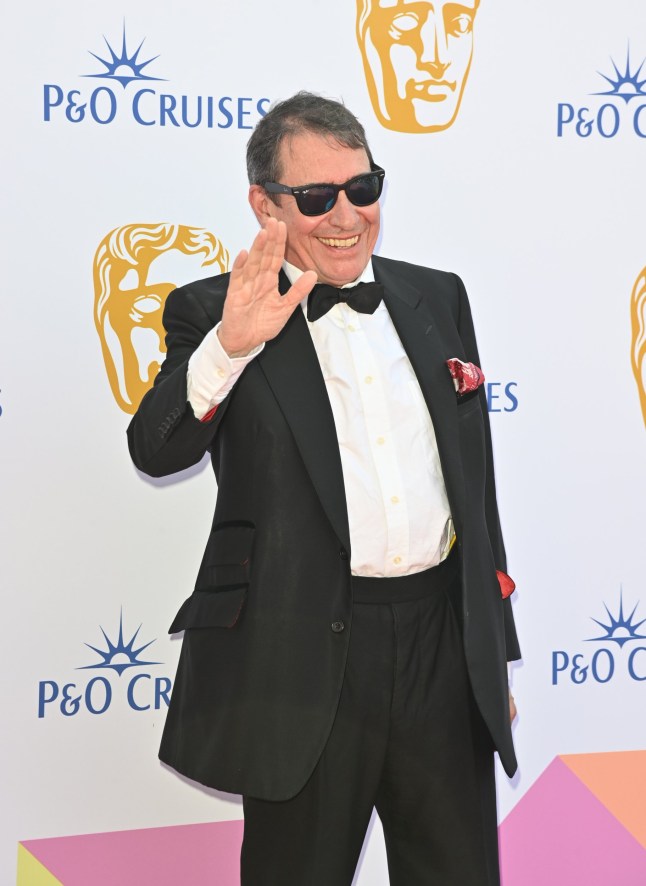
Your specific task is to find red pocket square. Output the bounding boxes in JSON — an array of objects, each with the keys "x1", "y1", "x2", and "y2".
[
  {"x1": 496, "y1": 570, "x2": 516, "y2": 599},
  {"x1": 446, "y1": 358, "x2": 485, "y2": 395}
]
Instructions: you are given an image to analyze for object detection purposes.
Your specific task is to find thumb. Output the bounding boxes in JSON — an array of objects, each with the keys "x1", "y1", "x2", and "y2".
[{"x1": 284, "y1": 270, "x2": 318, "y2": 306}]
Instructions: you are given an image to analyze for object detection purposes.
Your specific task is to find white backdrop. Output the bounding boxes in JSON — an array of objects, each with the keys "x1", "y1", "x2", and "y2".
[{"x1": 2, "y1": 1, "x2": 645, "y2": 884}]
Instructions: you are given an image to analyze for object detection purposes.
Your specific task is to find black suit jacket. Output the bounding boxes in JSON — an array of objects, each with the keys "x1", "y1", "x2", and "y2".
[{"x1": 128, "y1": 255, "x2": 520, "y2": 801}]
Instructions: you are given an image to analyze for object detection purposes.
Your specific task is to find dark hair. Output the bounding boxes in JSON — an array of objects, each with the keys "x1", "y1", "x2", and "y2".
[{"x1": 246, "y1": 92, "x2": 374, "y2": 187}]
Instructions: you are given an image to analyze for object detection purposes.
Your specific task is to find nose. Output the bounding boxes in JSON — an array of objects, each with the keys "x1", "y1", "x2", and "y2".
[
  {"x1": 327, "y1": 189, "x2": 361, "y2": 228},
  {"x1": 419, "y1": 13, "x2": 449, "y2": 76}
]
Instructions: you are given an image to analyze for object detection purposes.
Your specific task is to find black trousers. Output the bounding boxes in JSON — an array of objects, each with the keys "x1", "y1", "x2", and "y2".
[{"x1": 241, "y1": 555, "x2": 500, "y2": 886}]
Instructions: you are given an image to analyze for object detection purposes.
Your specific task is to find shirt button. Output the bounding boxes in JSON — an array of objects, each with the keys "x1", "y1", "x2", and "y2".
[
  {"x1": 364, "y1": 376, "x2": 373, "y2": 384},
  {"x1": 393, "y1": 556, "x2": 402, "y2": 565},
  {"x1": 217, "y1": 368, "x2": 226, "y2": 378},
  {"x1": 347, "y1": 324, "x2": 356, "y2": 332},
  {"x1": 331, "y1": 621, "x2": 345, "y2": 633},
  {"x1": 376, "y1": 436, "x2": 385, "y2": 445},
  {"x1": 391, "y1": 496, "x2": 400, "y2": 504}
]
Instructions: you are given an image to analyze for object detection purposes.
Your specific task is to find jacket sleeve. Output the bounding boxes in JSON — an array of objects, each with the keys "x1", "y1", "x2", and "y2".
[
  {"x1": 127, "y1": 283, "x2": 231, "y2": 478},
  {"x1": 453, "y1": 273, "x2": 521, "y2": 662}
]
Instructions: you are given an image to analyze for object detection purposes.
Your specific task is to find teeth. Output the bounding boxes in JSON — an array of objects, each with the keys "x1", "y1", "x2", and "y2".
[{"x1": 318, "y1": 236, "x2": 359, "y2": 248}]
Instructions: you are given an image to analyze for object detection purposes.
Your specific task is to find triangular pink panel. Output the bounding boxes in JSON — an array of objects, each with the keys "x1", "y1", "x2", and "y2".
[
  {"x1": 21, "y1": 820, "x2": 244, "y2": 886},
  {"x1": 500, "y1": 758, "x2": 646, "y2": 886}
]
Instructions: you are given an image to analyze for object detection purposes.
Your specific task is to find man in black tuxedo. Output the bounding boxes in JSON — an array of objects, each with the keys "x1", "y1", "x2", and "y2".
[{"x1": 128, "y1": 92, "x2": 520, "y2": 886}]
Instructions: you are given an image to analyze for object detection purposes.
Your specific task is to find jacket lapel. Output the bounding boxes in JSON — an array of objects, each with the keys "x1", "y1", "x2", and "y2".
[
  {"x1": 256, "y1": 274, "x2": 351, "y2": 553},
  {"x1": 373, "y1": 256, "x2": 466, "y2": 531}
]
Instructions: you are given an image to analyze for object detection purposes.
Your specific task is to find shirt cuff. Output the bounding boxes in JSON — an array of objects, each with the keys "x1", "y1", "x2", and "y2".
[{"x1": 187, "y1": 322, "x2": 263, "y2": 420}]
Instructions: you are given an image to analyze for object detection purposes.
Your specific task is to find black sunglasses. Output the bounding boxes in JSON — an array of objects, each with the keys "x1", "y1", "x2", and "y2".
[{"x1": 263, "y1": 166, "x2": 385, "y2": 217}]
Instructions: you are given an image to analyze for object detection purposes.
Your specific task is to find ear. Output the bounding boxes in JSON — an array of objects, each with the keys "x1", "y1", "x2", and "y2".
[{"x1": 249, "y1": 185, "x2": 279, "y2": 226}]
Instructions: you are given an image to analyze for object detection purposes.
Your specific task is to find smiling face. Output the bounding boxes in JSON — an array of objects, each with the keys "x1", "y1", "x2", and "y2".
[
  {"x1": 357, "y1": 0, "x2": 479, "y2": 133},
  {"x1": 249, "y1": 131, "x2": 381, "y2": 287}
]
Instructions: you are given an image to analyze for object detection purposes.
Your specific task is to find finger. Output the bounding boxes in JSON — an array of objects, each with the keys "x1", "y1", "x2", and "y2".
[
  {"x1": 229, "y1": 249, "x2": 249, "y2": 281},
  {"x1": 284, "y1": 269, "x2": 317, "y2": 305},
  {"x1": 278, "y1": 271, "x2": 317, "y2": 313},
  {"x1": 244, "y1": 222, "x2": 285, "y2": 288},
  {"x1": 259, "y1": 218, "x2": 287, "y2": 274},
  {"x1": 227, "y1": 249, "x2": 250, "y2": 296},
  {"x1": 241, "y1": 226, "x2": 270, "y2": 283},
  {"x1": 509, "y1": 695, "x2": 517, "y2": 722},
  {"x1": 272, "y1": 219, "x2": 287, "y2": 261}
]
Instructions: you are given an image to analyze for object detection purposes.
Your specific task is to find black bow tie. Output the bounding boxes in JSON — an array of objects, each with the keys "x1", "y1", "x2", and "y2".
[{"x1": 306, "y1": 281, "x2": 384, "y2": 323}]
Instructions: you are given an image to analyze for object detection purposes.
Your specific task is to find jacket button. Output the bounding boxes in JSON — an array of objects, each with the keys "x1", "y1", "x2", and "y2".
[
  {"x1": 339, "y1": 549, "x2": 348, "y2": 560},
  {"x1": 331, "y1": 621, "x2": 345, "y2": 633}
]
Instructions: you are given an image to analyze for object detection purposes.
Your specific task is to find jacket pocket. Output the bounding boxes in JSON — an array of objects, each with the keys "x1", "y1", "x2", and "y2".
[
  {"x1": 169, "y1": 586, "x2": 247, "y2": 633},
  {"x1": 195, "y1": 523, "x2": 255, "y2": 591}
]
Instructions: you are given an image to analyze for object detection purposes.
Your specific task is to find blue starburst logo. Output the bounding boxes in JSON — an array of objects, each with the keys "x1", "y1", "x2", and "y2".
[
  {"x1": 593, "y1": 46, "x2": 646, "y2": 104},
  {"x1": 79, "y1": 611, "x2": 161, "y2": 676},
  {"x1": 83, "y1": 23, "x2": 165, "y2": 88},
  {"x1": 586, "y1": 591, "x2": 646, "y2": 648}
]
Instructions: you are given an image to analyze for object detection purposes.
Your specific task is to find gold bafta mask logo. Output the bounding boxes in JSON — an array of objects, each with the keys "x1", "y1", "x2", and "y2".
[
  {"x1": 94, "y1": 223, "x2": 228, "y2": 414},
  {"x1": 356, "y1": 0, "x2": 480, "y2": 133},
  {"x1": 631, "y1": 266, "x2": 646, "y2": 427}
]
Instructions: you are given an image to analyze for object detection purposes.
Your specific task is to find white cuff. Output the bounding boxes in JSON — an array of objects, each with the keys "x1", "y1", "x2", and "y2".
[{"x1": 187, "y1": 322, "x2": 263, "y2": 420}]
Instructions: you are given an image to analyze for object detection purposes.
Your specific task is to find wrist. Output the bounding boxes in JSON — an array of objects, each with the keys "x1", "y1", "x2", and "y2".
[{"x1": 217, "y1": 325, "x2": 252, "y2": 359}]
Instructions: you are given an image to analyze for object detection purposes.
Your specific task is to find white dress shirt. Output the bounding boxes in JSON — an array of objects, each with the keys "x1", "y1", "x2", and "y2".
[{"x1": 187, "y1": 262, "x2": 454, "y2": 577}]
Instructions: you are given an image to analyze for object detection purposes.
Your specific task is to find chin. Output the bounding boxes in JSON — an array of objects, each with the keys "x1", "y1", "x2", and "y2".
[{"x1": 321, "y1": 261, "x2": 365, "y2": 286}]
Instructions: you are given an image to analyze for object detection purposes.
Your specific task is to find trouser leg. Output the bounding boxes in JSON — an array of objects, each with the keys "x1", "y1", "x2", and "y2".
[
  {"x1": 241, "y1": 599, "x2": 395, "y2": 886},
  {"x1": 375, "y1": 581, "x2": 500, "y2": 886}
]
